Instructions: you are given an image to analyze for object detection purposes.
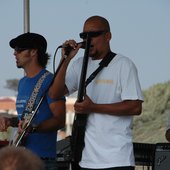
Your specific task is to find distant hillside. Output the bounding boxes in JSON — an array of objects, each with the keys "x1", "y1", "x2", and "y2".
[{"x1": 133, "y1": 81, "x2": 170, "y2": 144}]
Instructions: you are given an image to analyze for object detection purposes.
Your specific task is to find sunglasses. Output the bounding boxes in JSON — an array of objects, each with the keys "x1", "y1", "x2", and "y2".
[
  {"x1": 14, "y1": 47, "x2": 28, "y2": 53},
  {"x1": 79, "y1": 30, "x2": 108, "y2": 39}
]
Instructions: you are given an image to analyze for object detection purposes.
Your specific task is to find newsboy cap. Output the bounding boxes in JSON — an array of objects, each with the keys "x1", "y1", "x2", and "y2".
[{"x1": 9, "y1": 32, "x2": 47, "y2": 53}]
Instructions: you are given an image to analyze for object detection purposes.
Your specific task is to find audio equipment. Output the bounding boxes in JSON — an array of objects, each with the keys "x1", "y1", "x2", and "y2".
[{"x1": 153, "y1": 143, "x2": 170, "y2": 170}]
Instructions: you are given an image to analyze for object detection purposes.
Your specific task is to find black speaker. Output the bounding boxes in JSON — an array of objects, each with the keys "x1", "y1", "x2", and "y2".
[
  {"x1": 153, "y1": 143, "x2": 170, "y2": 170},
  {"x1": 56, "y1": 136, "x2": 72, "y2": 170}
]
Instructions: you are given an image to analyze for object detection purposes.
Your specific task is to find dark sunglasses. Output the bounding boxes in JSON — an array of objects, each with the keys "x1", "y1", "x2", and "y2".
[
  {"x1": 14, "y1": 47, "x2": 28, "y2": 53},
  {"x1": 79, "y1": 30, "x2": 108, "y2": 39}
]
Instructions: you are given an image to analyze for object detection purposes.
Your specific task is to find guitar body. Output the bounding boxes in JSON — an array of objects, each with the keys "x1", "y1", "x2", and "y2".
[
  {"x1": 10, "y1": 114, "x2": 32, "y2": 146},
  {"x1": 71, "y1": 115, "x2": 87, "y2": 163}
]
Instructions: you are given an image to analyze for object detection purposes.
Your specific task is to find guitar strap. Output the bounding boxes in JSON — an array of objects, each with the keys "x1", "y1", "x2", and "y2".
[
  {"x1": 11, "y1": 70, "x2": 50, "y2": 146},
  {"x1": 85, "y1": 51, "x2": 116, "y2": 88},
  {"x1": 71, "y1": 51, "x2": 116, "y2": 165},
  {"x1": 21, "y1": 70, "x2": 50, "y2": 119}
]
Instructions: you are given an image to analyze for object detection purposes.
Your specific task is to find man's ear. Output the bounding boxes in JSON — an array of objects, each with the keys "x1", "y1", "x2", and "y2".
[
  {"x1": 30, "y1": 49, "x2": 38, "y2": 56},
  {"x1": 105, "y1": 32, "x2": 111, "y2": 43}
]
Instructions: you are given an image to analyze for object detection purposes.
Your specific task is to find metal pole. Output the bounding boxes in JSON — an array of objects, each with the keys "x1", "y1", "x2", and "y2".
[
  {"x1": 23, "y1": 0, "x2": 30, "y2": 33},
  {"x1": 23, "y1": 0, "x2": 30, "y2": 76}
]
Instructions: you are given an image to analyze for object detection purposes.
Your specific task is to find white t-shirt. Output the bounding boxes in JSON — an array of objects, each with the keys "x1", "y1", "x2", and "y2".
[{"x1": 66, "y1": 53, "x2": 144, "y2": 169}]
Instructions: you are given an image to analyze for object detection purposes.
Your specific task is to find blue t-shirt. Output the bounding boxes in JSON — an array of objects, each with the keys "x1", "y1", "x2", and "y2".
[{"x1": 16, "y1": 69, "x2": 57, "y2": 158}]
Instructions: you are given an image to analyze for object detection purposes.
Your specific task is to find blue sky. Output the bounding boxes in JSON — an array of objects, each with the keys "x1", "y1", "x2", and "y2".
[{"x1": 0, "y1": 0, "x2": 170, "y2": 96}]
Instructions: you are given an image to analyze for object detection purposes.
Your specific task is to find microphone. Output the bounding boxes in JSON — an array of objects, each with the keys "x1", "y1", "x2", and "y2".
[{"x1": 58, "y1": 41, "x2": 86, "y2": 49}]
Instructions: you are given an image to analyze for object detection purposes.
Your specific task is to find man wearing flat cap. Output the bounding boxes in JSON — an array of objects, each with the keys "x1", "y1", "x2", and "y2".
[{"x1": 0, "y1": 32, "x2": 66, "y2": 170}]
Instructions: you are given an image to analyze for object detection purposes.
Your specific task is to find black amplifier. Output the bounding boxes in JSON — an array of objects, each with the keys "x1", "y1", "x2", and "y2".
[
  {"x1": 56, "y1": 136, "x2": 71, "y2": 162},
  {"x1": 153, "y1": 143, "x2": 170, "y2": 170},
  {"x1": 133, "y1": 142, "x2": 155, "y2": 166},
  {"x1": 56, "y1": 136, "x2": 72, "y2": 170}
]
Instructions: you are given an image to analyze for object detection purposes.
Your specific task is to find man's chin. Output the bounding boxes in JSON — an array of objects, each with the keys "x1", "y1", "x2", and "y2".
[
  {"x1": 89, "y1": 52, "x2": 98, "y2": 60},
  {"x1": 17, "y1": 66, "x2": 22, "y2": 68}
]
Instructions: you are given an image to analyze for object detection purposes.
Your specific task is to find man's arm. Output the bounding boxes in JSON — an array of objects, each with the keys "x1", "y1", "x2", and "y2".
[
  {"x1": 165, "y1": 129, "x2": 170, "y2": 142},
  {"x1": 74, "y1": 95, "x2": 143, "y2": 116},
  {"x1": 48, "y1": 40, "x2": 82, "y2": 99},
  {"x1": 30, "y1": 100, "x2": 66, "y2": 133},
  {"x1": 0, "y1": 117, "x2": 19, "y2": 131},
  {"x1": 48, "y1": 58, "x2": 70, "y2": 99}
]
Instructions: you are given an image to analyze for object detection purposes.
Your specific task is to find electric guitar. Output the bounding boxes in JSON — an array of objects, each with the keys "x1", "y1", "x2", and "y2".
[{"x1": 71, "y1": 36, "x2": 91, "y2": 170}]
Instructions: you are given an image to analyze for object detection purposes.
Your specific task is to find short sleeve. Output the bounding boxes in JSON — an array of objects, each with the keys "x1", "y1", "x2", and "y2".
[{"x1": 46, "y1": 93, "x2": 66, "y2": 104}]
